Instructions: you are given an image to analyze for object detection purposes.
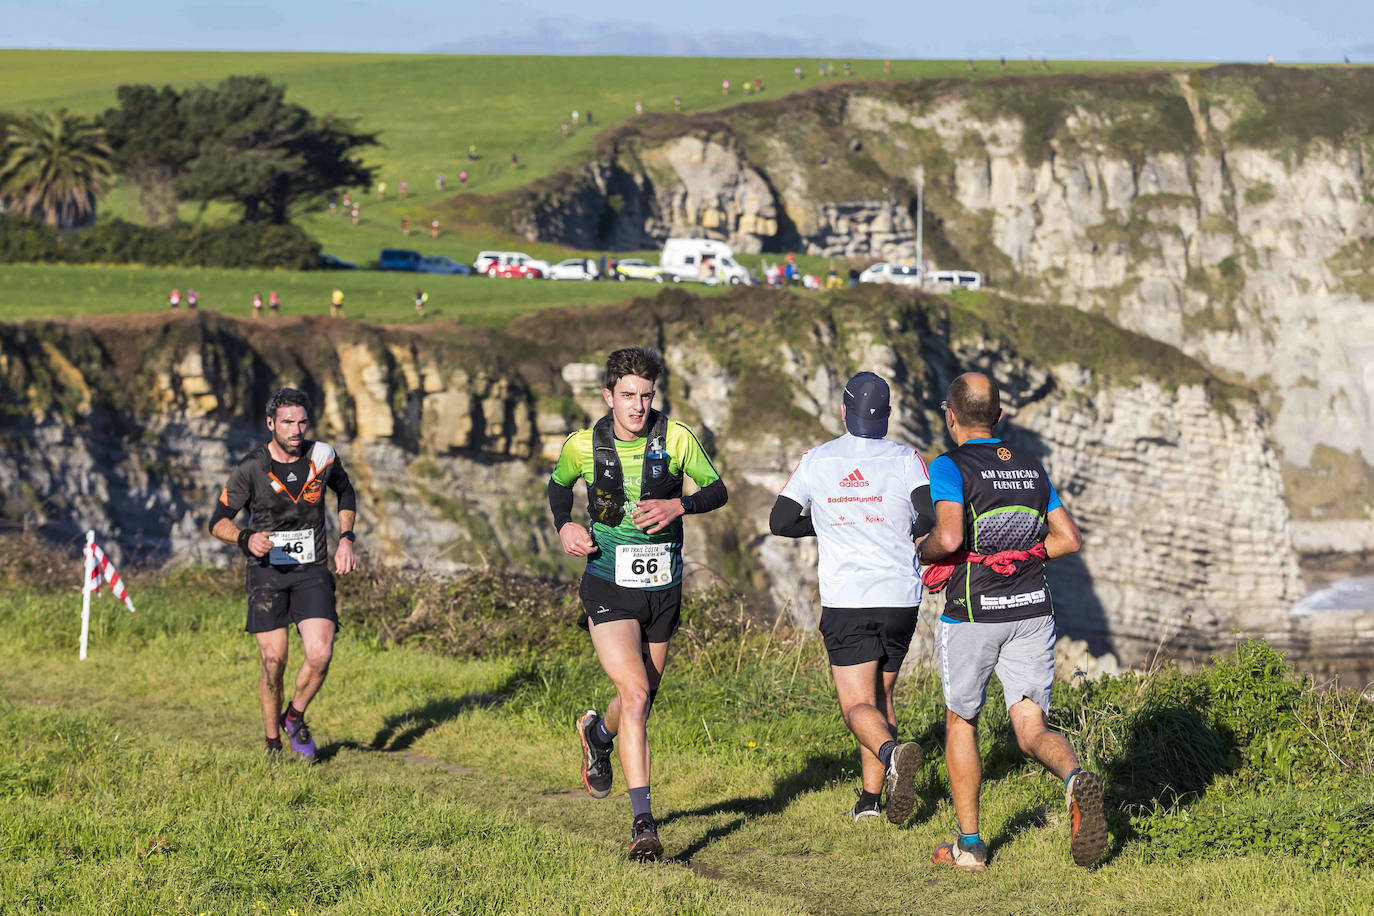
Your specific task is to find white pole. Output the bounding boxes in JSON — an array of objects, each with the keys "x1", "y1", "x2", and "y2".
[
  {"x1": 916, "y1": 165, "x2": 925, "y2": 287},
  {"x1": 79, "y1": 530, "x2": 94, "y2": 661}
]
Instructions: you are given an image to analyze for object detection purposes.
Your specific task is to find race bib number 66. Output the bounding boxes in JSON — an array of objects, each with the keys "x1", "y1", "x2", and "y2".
[
  {"x1": 268, "y1": 529, "x2": 316, "y2": 566},
  {"x1": 614, "y1": 543, "x2": 672, "y2": 588}
]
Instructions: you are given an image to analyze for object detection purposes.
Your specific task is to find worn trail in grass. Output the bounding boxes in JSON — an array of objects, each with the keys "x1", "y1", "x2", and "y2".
[{"x1": 3, "y1": 579, "x2": 1371, "y2": 915}]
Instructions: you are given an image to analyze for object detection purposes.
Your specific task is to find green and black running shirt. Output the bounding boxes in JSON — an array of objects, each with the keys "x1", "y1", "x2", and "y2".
[
  {"x1": 214, "y1": 441, "x2": 354, "y2": 568},
  {"x1": 551, "y1": 419, "x2": 720, "y2": 589}
]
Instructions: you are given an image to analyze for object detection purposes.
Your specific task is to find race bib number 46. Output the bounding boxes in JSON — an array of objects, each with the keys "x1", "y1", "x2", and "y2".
[
  {"x1": 269, "y1": 529, "x2": 316, "y2": 566},
  {"x1": 614, "y1": 543, "x2": 673, "y2": 588}
]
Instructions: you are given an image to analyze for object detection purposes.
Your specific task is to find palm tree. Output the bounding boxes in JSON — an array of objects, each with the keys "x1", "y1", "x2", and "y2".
[{"x1": 0, "y1": 109, "x2": 114, "y2": 229}]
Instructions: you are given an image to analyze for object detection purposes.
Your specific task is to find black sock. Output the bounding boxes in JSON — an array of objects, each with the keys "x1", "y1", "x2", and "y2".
[
  {"x1": 591, "y1": 716, "x2": 615, "y2": 750},
  {"x1": 858, "y1": 790, "x2": 882, "y2": 809},
  {"x1": 265, "y1": 736, "x2": 282, "y2": 750},
  {"x1": 285, "y1": 703, "x2": 304, "y2": 722},
  {"x1": 878, "y1": 740, "x2": 897, "y2": 769},
  {"x1": 628, "y1": 786, "x2": 653, "y2": 819}
]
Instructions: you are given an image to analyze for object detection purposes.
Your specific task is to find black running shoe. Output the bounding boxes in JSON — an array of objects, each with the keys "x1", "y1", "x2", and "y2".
[
  {"x1": 576, "y1": 709, "x2": 613, "y2": 799},
  {"x1": 883, "y1": 742, "x2": 924, "y2": 825},
  {"x1": 628, "y1": 813, "x2": 663, "y2": 862}
]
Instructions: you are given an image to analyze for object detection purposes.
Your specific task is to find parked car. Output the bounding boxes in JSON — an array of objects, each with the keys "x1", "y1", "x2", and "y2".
[
  {"x1": 379, "y1": 248, "x2": 424, "y2": 271},
  {"x1": 484, "y1": 251, "x2": 550, "y2": 279},
  {"x1": 318, "y1": 253, "x2": 357, "y2": 270},
  {"x1": 473, "y1": 250, "x2": 503, "y2": 273},
  {"x1": 548, "y1": 258, "x2": 600, "y2": 281},
  {"x1": 858, "y1": 262, "x2": 923, "y2": 286},
  {"x1": 927, "y1": 269, "x2": 982, "y2": 290},
  {"x1": 660, "y1": 238, "x2": 752, "y2": 285},
  {"x1": 614, "y1": 258, "x2": 664, "y2": 282},
  {"x1": 417, "y1": 256, "x2": 471, "y2": 275}
]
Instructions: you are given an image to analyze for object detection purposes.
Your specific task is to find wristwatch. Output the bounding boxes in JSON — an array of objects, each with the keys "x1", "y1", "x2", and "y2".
[
  {"x1": 680, "y1": 495, "x2": 695, "y2": 514},
  {"x1": 340, "y1": 531, "x2": 357, "y2": 542}
]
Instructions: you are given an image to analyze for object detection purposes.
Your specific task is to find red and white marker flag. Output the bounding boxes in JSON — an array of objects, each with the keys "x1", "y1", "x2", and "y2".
[{"x1": 80, "y1": 530, "x2": 136, "y2": 660}]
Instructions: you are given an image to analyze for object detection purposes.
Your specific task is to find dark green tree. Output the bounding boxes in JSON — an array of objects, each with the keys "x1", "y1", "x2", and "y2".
[{"x1": 99, "y1": 85, "x2": 194, "y2": 225}]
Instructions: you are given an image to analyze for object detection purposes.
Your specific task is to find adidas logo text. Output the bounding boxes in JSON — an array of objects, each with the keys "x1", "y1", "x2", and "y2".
[{"x1": 839, "y1": 469, "x2": 870, "y2": 488}]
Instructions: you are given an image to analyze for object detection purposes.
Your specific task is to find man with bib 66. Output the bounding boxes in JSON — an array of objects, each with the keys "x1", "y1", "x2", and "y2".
[{"x1": 548, "y1": 347, "x2": 728, "y2": 861}]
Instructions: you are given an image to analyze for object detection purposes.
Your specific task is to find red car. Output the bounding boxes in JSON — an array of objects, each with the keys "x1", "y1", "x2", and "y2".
[{"x1": 484, "y1": 252, "x2": 549, "y2": 279}]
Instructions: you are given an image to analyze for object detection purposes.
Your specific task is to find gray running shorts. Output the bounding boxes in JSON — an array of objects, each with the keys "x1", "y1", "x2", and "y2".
[{"x1": 938, "y1": 615, "x2": 1056, "y2": 720}]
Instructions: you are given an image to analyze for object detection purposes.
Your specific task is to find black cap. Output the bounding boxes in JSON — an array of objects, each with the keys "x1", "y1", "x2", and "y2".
[{"x1": 843, "y1": 371, "x2": 891, "y2": 438}]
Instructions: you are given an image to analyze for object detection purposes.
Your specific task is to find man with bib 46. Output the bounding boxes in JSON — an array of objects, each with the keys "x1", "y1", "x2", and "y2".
[
  {"x1": 209, "y1": 388, "x2": 358, "y2": 760},
  {"x1": 548, "y1": 347, "x2": 727, "y2": 861}
]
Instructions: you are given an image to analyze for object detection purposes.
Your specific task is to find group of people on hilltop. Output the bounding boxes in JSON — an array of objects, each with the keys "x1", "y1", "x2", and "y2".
[{"x1": 209, "y1": 343, "x2": 1108, "y2": 874}]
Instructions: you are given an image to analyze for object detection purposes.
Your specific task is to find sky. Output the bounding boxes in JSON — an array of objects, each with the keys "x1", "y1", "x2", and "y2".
[{"x1": 3, "y1": 0, "x2": 1372, "y2": 62}]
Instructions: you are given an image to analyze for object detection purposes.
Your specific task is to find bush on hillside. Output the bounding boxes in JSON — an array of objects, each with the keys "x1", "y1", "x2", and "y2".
[{"x1": 0, "y1": 213, "x2": 320, "y2": 270}]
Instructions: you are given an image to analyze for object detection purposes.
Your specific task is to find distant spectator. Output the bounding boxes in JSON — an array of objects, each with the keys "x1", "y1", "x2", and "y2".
[
  {"x1": 585, "y1": 110, "x2": 594, "y2": 125},
  {"x1": 437, "y1": 174, "x2": 446, "y2": 190},
  {"x1": 350, "y1": 205, "x2": 360, "y2": 225},
  {"x1": 169, "y1": 288, "x2": 181, "y2": 310},
  {"x1": 511, "y1": 152, "x2": 519, "y2": 169},
  {"x1": 826, "y1": 266, "x2": 842, "y2": 289},
  {"x1": 342, "y1": 192, "x2": 352, "y2": 209},
  {"x1": 884, "y1": 59, "x2": 892, "y2": 74},
  {"x1": 608, "y1": 256, "x2": 619, "y2": 280},
  {"x1": 401, "y1": 216, "x2": 410, "y2": 235},
  {"x1": 252, "y1": 292, "x2": 264, "y2": 318},
  {"x1": 414, "y1": 289, "x2": 428, "y2": 315},
  {"x1": 967, "y1": 59, "x2": 974, "y2": 72},
  {"x1": 754, "y1": 78, "x2": 762, "y2": 92},
  {"x1": 377, "y1": 181, "x2": 387, "y2": 199},
  {"x1": 1267, "y1": 54, "x2": 1275, "y2": 66},
  {"x1": 744, "y1": 81, "x2": 753, "y2": 95},
  {"x1": 848, "y1": 266, "x2": 860, "y2": 287},
  {"x1": 561, "y1": 121, "x2": 569, "y2": 137},
  {"x1": 187, "y1": 289, "x2": 199, "y2": 310},
  {"x1": 673, "y1": 96, "x2": 681, "y2": 112},
  {"x1": 571, "y1": 109, "x2": 579, "y2": 126},
  {"x1": 269, "y1": 291, "x2": 281, "y2": 315},
  {"x1": 764, "y1": 260, "x2": 780, "y2": 288},
  {"x1": 329, "y1": 199, "x2": 337, "y2": 217},
  {"x1": 430, "y1": 219, "x2": 439, "y2": 239},
  {"x1": 1042, "y1": 57, "x2": 1049, "y2": 70},
  {"x1": 399, "y1": 179, "x2": 407, "y2": 198},
  {"x1": 1001, "y1": 56, "x2": 1007, "y2": 70},
  {"x1": 599, "y1": 253, "x2": 608, "y2": 278},
  {"x1": 722, "y1": 78, "x2": 730, "y2": 94},
  {"x1": 468, "y1": 144, "x2": 479, "y2": 160},
  {"x1": 795, "y1": 65, "x2": 803, "y2": 79},
  {"x1": 459, "y1": 170, "x2": 468, "y2": 186},
  {"x1": 843, "y1": 61, "x2": 851, "y2": 76},
  {"x1": 635, "y1": 100, "x2": 644, "y2": 115},
  {"x1": 331, "y1": 288, "x2": 344, "y2": 318},
  {"x1": 819, "y1": 63, "x2": 827, "y2": 77}
]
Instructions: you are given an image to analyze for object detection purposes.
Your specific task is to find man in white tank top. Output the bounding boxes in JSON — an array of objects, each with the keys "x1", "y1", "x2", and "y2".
[{"x1": 771, "y1": 371, "x2": 935, "y2": 824}]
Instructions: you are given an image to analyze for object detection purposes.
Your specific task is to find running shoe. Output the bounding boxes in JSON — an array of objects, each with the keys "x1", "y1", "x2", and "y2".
[
  {"x1": 932, "y1": 836, "x2": 989, "y2": 872},
  {"x1": 628, "y1": 813, "x2": 663, "y2": 862},
  {"x1": 842, "y1": 798, "x2": 882, "y2": 822},
  {"x1": 1065, "y1": 769, "x2": 1107, "y2": 866},
  {"x1": 265, "y1": 739, "x2": 283, "y2": 759},
  {"x1": 280, "y1": 711, "x2": 316, "y2": 762},
  {"x1": 883, "y1": 742, "x2": 924, "y2": 825},
  {"x1": 576, "y1": 709, "x2": 613, "y2": 798}
]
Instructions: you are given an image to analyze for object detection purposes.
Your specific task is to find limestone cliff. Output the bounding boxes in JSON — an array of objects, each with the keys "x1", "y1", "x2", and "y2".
[
  {"x1": 505, "y1": 66, "x2": 1374, "y2": 547},
  {"x1": 4, "y1": 289, "x2": 1364, "y2": 682}
]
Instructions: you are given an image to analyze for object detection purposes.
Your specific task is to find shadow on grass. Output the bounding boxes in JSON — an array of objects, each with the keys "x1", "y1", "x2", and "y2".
[{"x1": 316, "y1": 666, "x2": 542, "y2": 763}]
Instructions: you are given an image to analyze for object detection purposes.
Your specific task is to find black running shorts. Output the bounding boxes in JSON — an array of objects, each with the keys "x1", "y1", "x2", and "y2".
[
  {"x1": 818, "y1": 606, "x2": 919, "y2": 671},
  {"x1": 245, "y1": 563, "x2": 338, "y2": 633},
  {"x1": 578, "y1": 574, "x2": 682, "y2": 643}
]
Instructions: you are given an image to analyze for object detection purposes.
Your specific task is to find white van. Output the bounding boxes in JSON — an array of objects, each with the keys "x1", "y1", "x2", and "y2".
[
  {"x1": 927, "y1": 269, "x2": 982, "y2": 290},
  {"x1": 660, "y1": 238, "x2": 752, "y2": 286}
]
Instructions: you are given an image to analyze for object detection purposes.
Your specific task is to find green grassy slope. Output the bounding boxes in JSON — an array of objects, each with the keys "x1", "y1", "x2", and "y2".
[{"x1": 2, "y1": 555, "x2": 1371, "y2": 913}]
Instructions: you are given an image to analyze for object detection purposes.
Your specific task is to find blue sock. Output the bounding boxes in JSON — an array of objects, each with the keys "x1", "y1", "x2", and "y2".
[
  {"x1": 628, "y1": 785, "x2": 652, "y2": 818},
  {"x1": 591, "y1": 717, "x2": 615, "y2": 749},
  {"x1": 1065, "y1": 767, "x2": 1082, "y2": 791},
  {"x1": 958, "y1": 831, "x2": 981, "y2": 849},
  {"x1": 877, "y1": 740, "x2": 897, "y2": 769}
]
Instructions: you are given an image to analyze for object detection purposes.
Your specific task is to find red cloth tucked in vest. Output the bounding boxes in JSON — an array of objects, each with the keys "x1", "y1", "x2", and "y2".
[{"x1": 921, "y1": 542, "x2": 1048, "y2": 592}]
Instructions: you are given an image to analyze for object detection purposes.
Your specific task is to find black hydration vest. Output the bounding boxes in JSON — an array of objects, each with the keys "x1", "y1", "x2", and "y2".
[
  {"x1": 587, "y1": 410, "x2": 683, "y2": 527},
  {"x1": 943, "y1": 440, "x2": 1054, "y2": 623}
]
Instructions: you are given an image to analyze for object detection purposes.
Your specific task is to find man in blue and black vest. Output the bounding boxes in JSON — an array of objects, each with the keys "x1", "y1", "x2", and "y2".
[{"x1": 917, "y1": 372, "x2": 1107, "y2": 870}]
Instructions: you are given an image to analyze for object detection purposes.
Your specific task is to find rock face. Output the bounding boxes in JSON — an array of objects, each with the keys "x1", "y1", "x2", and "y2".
[
  {"x1": 506, "y1": 67, "x2": 1374, "y2": 543},
  {"x1": 0, "y1": 291, "x2": 1364, "y2": 681}
]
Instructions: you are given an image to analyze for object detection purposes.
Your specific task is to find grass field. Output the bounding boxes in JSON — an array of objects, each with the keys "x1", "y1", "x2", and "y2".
[
  {"x1": 2, "y1": 558, "x2": 1372, "y2": 914},
  {"x1": 0, "y1": 263, "x2": 707, "y2": 327}
]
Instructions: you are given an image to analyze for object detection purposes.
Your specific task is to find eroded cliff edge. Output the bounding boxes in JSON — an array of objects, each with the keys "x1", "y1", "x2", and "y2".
[
  {"x1": 3, "y1": 288, "x2": 1365, "y2": 682},
  {"x1": 502, "y1": 66, "x2": 1374, "y2": 550}
]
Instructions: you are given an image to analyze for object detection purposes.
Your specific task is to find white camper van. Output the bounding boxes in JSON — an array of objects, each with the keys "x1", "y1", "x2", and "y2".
[{"x1": 660, "y1": 238, "x2": 752, "y2": 286}]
